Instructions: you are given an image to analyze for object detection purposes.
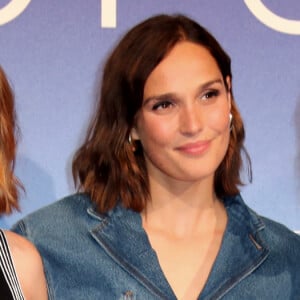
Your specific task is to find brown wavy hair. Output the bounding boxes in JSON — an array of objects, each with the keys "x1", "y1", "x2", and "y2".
[
  {"x1": 73, "y1": 14, "x2": 252, "y2": 213},
  {"x1": 0, "y1": 66, "x2": 22, "y2": 214}
]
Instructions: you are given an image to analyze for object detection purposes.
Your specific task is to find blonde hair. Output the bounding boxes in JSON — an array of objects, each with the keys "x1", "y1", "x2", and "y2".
[{"x1": 0, "y1": 66, "x2": 22, "y2": 214}]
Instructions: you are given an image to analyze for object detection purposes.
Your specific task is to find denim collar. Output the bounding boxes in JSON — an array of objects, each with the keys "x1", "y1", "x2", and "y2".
[
  {"x1": 200, "y1": 195, "x2": 269, "y2": 299},
  {"x1": 87, "y1": 194, "x2": 269, "y2": 299},
  {"x1": 88, "y1": 203, "x2": 174, "y2": 298}
]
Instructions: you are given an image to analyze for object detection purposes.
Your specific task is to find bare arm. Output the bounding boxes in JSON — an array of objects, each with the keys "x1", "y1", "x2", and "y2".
[{"x1": 4, "y1": 230, "x2": 48, "y2": 300}]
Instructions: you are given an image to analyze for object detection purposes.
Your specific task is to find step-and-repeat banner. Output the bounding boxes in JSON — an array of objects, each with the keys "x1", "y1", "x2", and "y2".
[{"x1": 0, "y1": 0, "x2": 299, "y2": 232}]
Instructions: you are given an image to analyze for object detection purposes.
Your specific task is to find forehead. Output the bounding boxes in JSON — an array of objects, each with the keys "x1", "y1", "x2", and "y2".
[{"x1": 144, "y1": 41, "x2": 222, "y2": 94}]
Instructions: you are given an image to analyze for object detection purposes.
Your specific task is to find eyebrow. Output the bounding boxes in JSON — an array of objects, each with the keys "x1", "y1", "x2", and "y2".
[
  {"x1": 200, "y1": 78, "x2": 223, "y2": 90},
  {"x1": 143, "y1": 78, "x2": 224, "y2": 105}
]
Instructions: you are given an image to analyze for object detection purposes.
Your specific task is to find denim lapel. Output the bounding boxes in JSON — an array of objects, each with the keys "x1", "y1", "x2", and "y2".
[
  {"x1": 87, "y1": 195, "x2": 268, "y2": 300},
  {"x1": 199, "y1": 195, "x2": 270, "y2": 299},
  {"x1": 87, "y1": 204, "x2": 176, "y2": 299}
]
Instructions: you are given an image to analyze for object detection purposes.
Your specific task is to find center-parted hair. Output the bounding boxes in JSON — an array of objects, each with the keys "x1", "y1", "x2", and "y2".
[{"x1": 72, "y1": 14, "x2": 251, "y2": 213}]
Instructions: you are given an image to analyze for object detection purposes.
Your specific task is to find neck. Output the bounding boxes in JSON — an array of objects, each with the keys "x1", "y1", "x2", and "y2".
[{"x1": 142, "y1": 174, "x2": 226, "y2": 238}]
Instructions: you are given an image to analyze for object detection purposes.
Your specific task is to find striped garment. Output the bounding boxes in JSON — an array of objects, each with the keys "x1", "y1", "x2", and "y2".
[{"x1": 0, "y1": 230, "x2": 25, "y2": 300}]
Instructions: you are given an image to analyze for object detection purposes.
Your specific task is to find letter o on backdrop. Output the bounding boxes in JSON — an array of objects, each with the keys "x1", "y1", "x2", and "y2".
[
  {"x1": 0, "y1": 0, "x2": 31, "y2": 25},
  {"x1": 244, "y1": 0, "x2": 300, "y2": 35}
]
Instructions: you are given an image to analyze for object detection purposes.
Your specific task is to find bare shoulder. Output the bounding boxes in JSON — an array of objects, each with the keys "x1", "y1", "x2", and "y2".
[
  {"x1": 4, "y1": 230, "x2": 48, "y2": 300},
  {"x1": 5, "y1": 230, "x2": 39, "y2": 257}
]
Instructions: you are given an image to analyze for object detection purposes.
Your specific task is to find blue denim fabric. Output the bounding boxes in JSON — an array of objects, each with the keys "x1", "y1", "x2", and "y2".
[{"x1": 12, "y1": 194, "x2": 300, "y2": 300}]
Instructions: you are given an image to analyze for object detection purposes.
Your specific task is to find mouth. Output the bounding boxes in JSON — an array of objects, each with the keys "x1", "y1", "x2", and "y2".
[{"x1": 175, "y1": 140, "x2": 211, "y2": 155}]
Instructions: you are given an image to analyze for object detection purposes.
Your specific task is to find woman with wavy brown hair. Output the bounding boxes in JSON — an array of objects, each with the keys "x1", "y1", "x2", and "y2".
[
  {"x1": 0, "y1": 67, "x2": 47, "y2": 299},
  {"x1": 13, "y1": 15, "x2": 300, "y2": 299}
]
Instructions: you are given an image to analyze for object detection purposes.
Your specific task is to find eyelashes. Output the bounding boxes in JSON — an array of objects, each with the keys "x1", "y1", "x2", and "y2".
[
  {"x1": 152, "y1": 100, "x2": 174, "y2": 111},
  {"x1": 201, "y1": 89, "x2": 220, "y2": 101},
  {"x1": 150, "y1": 89, "x2": 221, "y2": 111}
]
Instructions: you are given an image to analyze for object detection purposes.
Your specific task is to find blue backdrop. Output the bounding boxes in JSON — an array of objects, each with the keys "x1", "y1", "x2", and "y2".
[{"x1": 0, "y1": 0, "x2": 299, "y2": 232}]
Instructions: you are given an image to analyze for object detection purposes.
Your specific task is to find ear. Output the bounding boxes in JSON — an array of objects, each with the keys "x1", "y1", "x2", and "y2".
[
  {"x1": 225, "y1": 76, "x2": 232, "y2": 111},
  {"x1": 130, "y1": 127, "x2": 140, "y2": 140}
]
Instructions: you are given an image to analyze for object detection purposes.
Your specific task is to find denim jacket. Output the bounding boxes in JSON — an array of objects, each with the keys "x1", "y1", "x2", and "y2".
[{"x1": 12, "y1": 193, "x2": 300, "y2": 300}]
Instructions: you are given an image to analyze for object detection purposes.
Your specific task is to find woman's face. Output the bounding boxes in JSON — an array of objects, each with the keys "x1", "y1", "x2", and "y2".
[{"x1": 131, "y1": 41, "x2": 231, "y2": 185}]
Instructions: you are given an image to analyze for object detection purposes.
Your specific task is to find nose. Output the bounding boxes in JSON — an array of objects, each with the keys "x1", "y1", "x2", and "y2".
[{"x1": 179, "y1": 105, "x2": 204, "y2": 136}]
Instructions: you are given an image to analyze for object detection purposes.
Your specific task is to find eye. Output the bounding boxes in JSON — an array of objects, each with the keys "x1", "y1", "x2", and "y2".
[
  {"x1": 152, "y1": 100, "x2": 174, "y2": 111},
  {"x1": 201, "y1": 89, "x2": 220, "y2": 101}
]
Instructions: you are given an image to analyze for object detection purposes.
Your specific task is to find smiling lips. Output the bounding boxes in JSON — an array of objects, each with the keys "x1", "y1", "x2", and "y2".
[{"x1": 176, "y1": 140, "x2": 211, "y2": 155}]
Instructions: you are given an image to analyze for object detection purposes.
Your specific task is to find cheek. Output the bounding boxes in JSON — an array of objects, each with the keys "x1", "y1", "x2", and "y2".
[
  {"x1": 137, "y1": 115, "x2": 175, "y2": 147},
  {"x1": 207, "y1": 107, "x2": 230, "y2": 132}
]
